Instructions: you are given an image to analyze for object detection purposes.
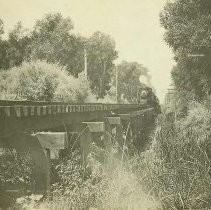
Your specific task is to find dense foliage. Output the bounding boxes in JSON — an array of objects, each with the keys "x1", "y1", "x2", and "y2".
[
  {"x1": 0, "y1": 61, "x2": 96, "y2": 102},
  {"x1": 30, "y1": 13, "x2": 84, "y2": 77},
  {"x1": 0, "y1": 149, "x2": 33, "y2": 190},
  {"x1": 160, "y1": 0, "x2": 211, "y2": 101},
  {"x1": 156, "y1": 2, "x2": 211, "y2": 209},
  {"x1": 135, "y1": 101, "x2": 211, "y2": 209}
]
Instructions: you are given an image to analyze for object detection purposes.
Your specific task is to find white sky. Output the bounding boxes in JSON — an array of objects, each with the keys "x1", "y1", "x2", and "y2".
[{"x1": 0, "y1": 0, "x2": 175, "y2": 102}]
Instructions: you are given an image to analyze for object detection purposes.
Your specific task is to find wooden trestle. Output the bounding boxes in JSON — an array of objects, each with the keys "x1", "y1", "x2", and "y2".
[{"x1": 0, "y1": 100, "x2": 155, "y2": 193}]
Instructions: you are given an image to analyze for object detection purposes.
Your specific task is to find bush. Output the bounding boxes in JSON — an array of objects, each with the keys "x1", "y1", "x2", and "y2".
[
  {"x1": 48, "y1": 149, "x2": 97, "y2": 209},
  {"x1": 54, "y1": 73, "x2": 97, "y2": 103},
  {"x1": 0, "y1": 69, "x2": 19, "y2": 100},
  {"x1": 0, "y1": 149, "x2": 33, "y2": 191},
  {"x1": 0, "y1": 61, "x2": 96, "y2": 103}
]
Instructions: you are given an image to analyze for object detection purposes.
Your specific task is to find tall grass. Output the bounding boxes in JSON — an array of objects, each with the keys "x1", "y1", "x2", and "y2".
[
  {"x1": 135, "y1": 102, "x2": 211, "y2": 210},
  {"x1": 15, "y1": 144, "x2": 160, "y2": 210},
  {"x1": 40, "y1": 148, "x2": 159, "y2": 210}
]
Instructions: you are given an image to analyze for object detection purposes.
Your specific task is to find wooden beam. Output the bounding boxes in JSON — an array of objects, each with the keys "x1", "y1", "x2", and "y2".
[
  {"x1": 80, "y1": 127, "x2": 92, "y2": 163},
  {"x1": 104, "y1": 121, "x2": 113, "y2": 152},
  {"x1": 116, "y1": 124, "x2": 124, "y2": 151},
  {"x1": 106, "y1": 117, "x2": 121, "y2": 125},
  {"x1": 35, "y1": 132, "x2": 67, "y2": 150},
  {"x1": 35, "y1": 132, "x2": 67, "y2": 159}
]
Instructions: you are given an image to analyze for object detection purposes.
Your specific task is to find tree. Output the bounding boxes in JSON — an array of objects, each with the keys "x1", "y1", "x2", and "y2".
[
  {"x1": 0, "y1": 14, "x2": 119, "y2": 99},
  {"x1": 171, "y1": 53, "x2": 209, "y2": 100},
  {"x1": 160, "y1": 0, "x2": 211, "y2": 52},
  {"x1": 0, "y1": 22, "x2": 31, "y2": 70},
  {"x1": 0, "y1": 19, "x2": 10, "y2": 69},
  {"x1": 0, "y1": 19, "x2": 3, "y2": 37},
  {"x1": 86, "y1": 31, "x2": 118, "y2": 98},
  {"x1": 0, "y1": 41, "x2": 10, "y2": 69},
  {"x1": 7, "y1": 22, "x2": 31, "y2": 68},
  {"x1": 116, "y1": 61, "x2": 150, "y2": 103},
  {"x1": 30, "y1": 13, "x2": 85, "y2": 76},
  {"x1": 160, "y1": 0, "x2": 211, "y2": 100}
]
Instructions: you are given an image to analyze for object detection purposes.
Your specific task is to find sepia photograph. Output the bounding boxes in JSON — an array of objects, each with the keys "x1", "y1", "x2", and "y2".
[{"x1": 0, "y1": 0, "x2": 211, "y2": 209}]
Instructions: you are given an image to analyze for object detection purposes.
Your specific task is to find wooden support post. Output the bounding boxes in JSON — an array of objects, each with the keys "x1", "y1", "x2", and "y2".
[
  {"x1": 45, "y1": 148, "x2": 51, "y2": 193},
  {"x1": 80, "y1": 122, "x2": 105, "y2": 163},
  {"x1": 106, "y1": 117, "x2": 124, "y2": 155},
  {"x1": 69, "y1": 123, "x2": 90, "y2": 163},
  {"x1": 31, "y1": 132, "x2": 67, "y2": 193},
  {"x1": 29, "y1": 134, "x2": 51, "y2": 193},
  {"x1": 104, "y1": 121, "x2": 112, "y2": 152},
  {"x1": 116, "y1": 124, "x2": 124, "y2": 151},
  {"x1": 80, "y1": 124, "x2": 92, "y2": 164},
  {"x1": 14, "y1": 134, "x2": 51, "y2": 193}
]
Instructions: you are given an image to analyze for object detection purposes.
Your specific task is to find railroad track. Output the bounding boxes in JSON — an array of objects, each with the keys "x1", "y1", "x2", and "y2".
[{"x1": 0, "y1": 100, "x2": 148, "y2": 118}]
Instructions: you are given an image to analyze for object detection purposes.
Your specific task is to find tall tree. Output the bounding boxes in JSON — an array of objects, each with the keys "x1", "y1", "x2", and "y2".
[
  {"x1": 116, "y1": 61, "x2": 149, "y2": 103},
  {"x1": 0, "y1": 19, "x2": 9, "y2": 69},
  {"x1": 30, "y1": 13, "x2": 85, "y2": 76},
  {"x1": 0, "y1": 19, "x2": 3, "y2": 37},
  {"x1": 160, "y1": 0, "x2": 211, "y2": 100},
  {"x1": 7, "y1": 22, "x2": 31, "y2": 68},
  {"x1": 0, "y1": 21, "x2": 31, "y2": 69},
  {"x1": 86, "y1": 31, "x2": 118, "y2": 98}
]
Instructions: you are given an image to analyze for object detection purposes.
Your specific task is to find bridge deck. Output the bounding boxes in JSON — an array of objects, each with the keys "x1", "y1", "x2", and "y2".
[
  {"x1": 0, "y1": 100, "x2": 147, "y2": 118},
  {"x1": 0, "y1": 100, "x2": 149, "y2": 138}
]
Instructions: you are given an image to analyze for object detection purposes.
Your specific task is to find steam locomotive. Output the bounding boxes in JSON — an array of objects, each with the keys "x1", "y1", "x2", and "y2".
[{"x1": 137, "y1": 87, "x2": 161, "y2": 114}]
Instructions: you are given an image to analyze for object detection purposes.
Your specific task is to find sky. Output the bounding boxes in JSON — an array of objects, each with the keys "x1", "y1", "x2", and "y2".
[{"x1": 0, "y1": 0, "x2": 175, "y2": 102}]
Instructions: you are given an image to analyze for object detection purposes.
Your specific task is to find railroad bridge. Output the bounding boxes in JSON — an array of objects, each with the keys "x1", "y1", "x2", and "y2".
[{"x1": 0, "y1": 100, "x2": 156, "y2": 193}]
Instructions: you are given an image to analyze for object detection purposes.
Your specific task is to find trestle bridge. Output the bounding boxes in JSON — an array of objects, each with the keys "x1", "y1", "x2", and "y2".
[{"x1": 0, "y1": 100, "x2": 156, "y2": 193}]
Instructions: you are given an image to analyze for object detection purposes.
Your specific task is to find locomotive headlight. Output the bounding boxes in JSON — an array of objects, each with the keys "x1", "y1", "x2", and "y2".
[{"x1": 140, "y1": 90, "x2": 147, "y2": 98}]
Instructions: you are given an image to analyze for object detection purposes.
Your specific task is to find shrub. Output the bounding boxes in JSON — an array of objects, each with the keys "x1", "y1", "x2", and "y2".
[
  {"x1": 54, "y1": 73, "x2": 97, "y2": 103},
  {"x1": 0, "y1": 149, "x2": 33, "y2": 191},
  {"x1": 0, "y1": 61, "x2": 60, "y2": 100},
  {"x1": 0, "y1": 69, "x2": 20, "y2": 100},
  {"x1": 0, "y1": 61, "x2": 96, "y2": 103},
  {"x1": 48, "y1": 149, "x2": 97, "y2": 209}
]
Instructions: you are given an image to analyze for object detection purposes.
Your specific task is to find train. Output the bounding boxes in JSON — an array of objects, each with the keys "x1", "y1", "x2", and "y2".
[{"x1": 137, "y1": 86, "x2": 161, "y2": 114}]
